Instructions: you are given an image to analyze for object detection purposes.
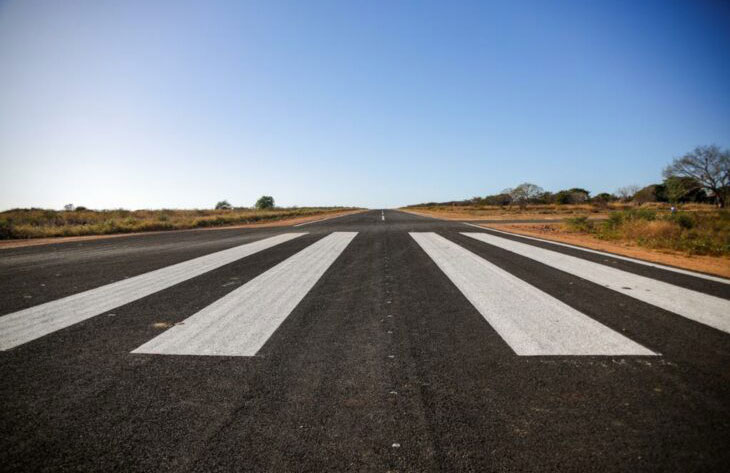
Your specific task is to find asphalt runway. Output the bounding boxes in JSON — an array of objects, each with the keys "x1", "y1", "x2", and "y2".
[{"x1": 1, "y1": 209, "x2": 728, "y2": 472}]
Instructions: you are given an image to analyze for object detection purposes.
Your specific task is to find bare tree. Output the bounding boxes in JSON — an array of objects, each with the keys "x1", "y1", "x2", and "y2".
[
  {"x1": 509, "y1": 183, "x2": 544, "y2": 208},
  {"x1": 663, "y1": 145, "x2": 729, "y2": 208},
  {"x1": 616, "y1": 185, "x2": 640, "y2": 202}
]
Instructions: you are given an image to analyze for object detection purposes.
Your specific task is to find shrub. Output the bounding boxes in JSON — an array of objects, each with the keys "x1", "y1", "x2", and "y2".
[
  {"x1": 621, "y1": 220, "x2": 681, "y2": 244},
  {"x1": 0, "y1": 219, "x2": 14, "y2": 239},
  {"x1": 565, "y1": 216, "x2": 593, "y2": 232},
  {"x1": 605, "y1": 212, "x2": 623, "y2": 229},
  {"x1": 668, "y1": 213, "x2": 695, "y2": 230},
  {"x1": 624, "y1": 208, "x2": 657, "y2": 221},
  {"x1": 594, "y1": 209, "x2": 728, "y2": 256}
]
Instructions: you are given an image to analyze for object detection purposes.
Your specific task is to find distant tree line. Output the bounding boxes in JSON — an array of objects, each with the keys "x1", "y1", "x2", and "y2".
[
  {"x1": 59, "y1": 196, "x2": 279, "y2": 212},
  {"x1": 412, "y1": 145, "x2": 729, "y2": 208},
  {"x1": 213, "y1": 196, "x2": 276, "y2": 210},
  {"x1": 468, "y1": 184, "x2": 610, "y2": 208}
]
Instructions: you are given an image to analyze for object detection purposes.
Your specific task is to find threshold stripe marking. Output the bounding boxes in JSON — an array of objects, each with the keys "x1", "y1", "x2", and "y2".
[
  {"x1": 133, "y1": 232, "x2": 357, "y2": 356},
  {"x1": 463, "y1": 232, "x2": 730, "y2": 334},
  {"x1": 0, "y1": 233, "x2": 305, "y2": 350},
  {"x1": 411, "y1": 232, "x2": 655, "y2": 356},
  {"x1": 463, "y1": 223, "x2": 729, "y2": 284}
]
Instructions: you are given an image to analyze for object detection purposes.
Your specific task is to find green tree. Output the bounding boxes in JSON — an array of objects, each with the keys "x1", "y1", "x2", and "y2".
[
  {"x1": 592, "y1": 192, "x2": 614, "y2": 209},
  {"x1": 215, "y1": 200, "x2": 232, "y2": 210},
  {"x1": 568, "y1": 188, "x2": 590, "y2": 203},
  {"x1": 255, "y1": 195, "x2": 275, "y2": 209},
  {"x1": 553, "y1": 189, "x2": 589, "y2": 205},
  {"x1": 593, "y1": 192, "x2": 615, "y2": 203},
  {"x1": 483, "y1": 193, "x2": 512, "y2": 206},
  {"x1": 663, "y1": 177, "x2": 696, "y2": 204},
  {"x1": 554, "y1": 190, "x2": 572, "y2": 205}
]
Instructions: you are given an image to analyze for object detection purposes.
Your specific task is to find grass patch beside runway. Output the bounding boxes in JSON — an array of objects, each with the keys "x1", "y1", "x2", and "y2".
[
  {"x1": 564, "y1": 209, "x2": 730, "y2": 257},
  {"x1": 0, "y1": 207, "x2": 359, "y2": 240},
  {"x1": 477, "y1": 210, "x2": 730, "y2": 278},
  {"x1": 403, "y1": 203, "x2": 719, "y2": 222}
]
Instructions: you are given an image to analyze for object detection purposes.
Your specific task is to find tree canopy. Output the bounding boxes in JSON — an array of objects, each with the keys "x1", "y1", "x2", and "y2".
[
  {"x1": 255, "y1": 196, "x2": 275, "y2": 209},
  {"x1": 663, "y1": 145, "x2": 729, "y2": 207},
  {"x1": 509, "y1": 183, "x2": 544, "y2": 207}
]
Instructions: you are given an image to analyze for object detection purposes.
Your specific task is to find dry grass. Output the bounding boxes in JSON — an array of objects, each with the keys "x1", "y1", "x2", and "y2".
[
  {"x1": 403, "y1": 203, "x2": 719, "y2": 221},
  {"x1": 620, "y1": 220, "x2": 681, "y2": 241},
  {"x1": 562, "y1": 209, "x2": 730, "y2": 256},
  {"x1": 0, "y1": 207, "x2": 359, "y2": 240}
]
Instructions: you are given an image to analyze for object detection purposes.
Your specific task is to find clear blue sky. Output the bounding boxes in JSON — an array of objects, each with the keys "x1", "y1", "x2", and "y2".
[{"x1": 1, "y1": 0, "x2": 728, "y2": 210}]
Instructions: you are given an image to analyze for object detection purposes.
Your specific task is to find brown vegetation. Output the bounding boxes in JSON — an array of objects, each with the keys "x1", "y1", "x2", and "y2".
[
  {"x1": 480, "y1": 221, "x2": 730, "y2": 279},
  {"x1": 563, "y1": 209, "x2": 729, "y2": 257},
  {"x1": 0, "y1": 207, "x2": 360, "y2": 240},
  {"x1": 403, "y1": 202, "x2": 718, "y2": 221}
]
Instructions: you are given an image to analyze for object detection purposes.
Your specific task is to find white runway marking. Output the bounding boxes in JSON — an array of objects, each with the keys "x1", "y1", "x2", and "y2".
[
  {"x1": 0, "y1": 233, "x2": 305, "y2": 350},
  {"x1": 463, "y1": 223, "x2": 729, "y2": 284},
  {"x1": 411, "y1": 232, "x2": 654, "y2": 356},
  {"x1": 382, "y1": 210, "x2": 385, "y2": 221},
  {"x1": 463, "y1": 232, "x2": 730, "y2": 334},
  {"x1": 133, "y1": 232, "x2": 357, "y2": 356}
]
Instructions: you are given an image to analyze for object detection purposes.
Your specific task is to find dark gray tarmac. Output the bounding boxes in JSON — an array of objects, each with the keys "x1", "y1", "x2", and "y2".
[{"x1": 1, "y1": 210, "x2": 728, "y2": 472}]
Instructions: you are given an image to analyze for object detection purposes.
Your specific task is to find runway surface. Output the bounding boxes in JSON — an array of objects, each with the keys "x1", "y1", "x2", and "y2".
[{"x1": 1, "y1": 209, "x2": 728, "y2": 472}]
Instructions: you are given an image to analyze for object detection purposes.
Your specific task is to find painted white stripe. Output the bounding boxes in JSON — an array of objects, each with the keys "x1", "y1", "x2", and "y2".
[
  {"x1": 133, "y1": 232, "x2": 357, "y2": 356},
  {"x1": 463, "y1": 222, "x2": 729, "y2": 284},
  {"x1": 0, "y1": 233, "x2": 305, "y2": 350},
  {"x1": 463, "y1": 232, "x2": 730, "y2": 334},
  {"x1": 411, "y1": 232, "x2": 655, "y2": 356}
]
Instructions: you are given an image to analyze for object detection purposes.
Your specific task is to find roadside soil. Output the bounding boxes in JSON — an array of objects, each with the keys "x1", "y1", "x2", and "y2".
[{"x1": 0, "y1": 210, "x2": 366, "y2": 250}]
